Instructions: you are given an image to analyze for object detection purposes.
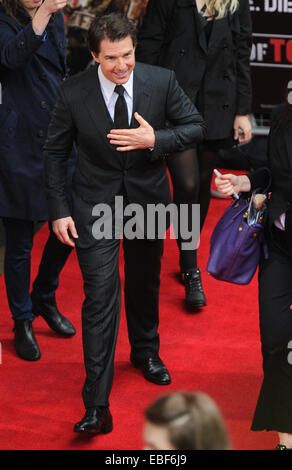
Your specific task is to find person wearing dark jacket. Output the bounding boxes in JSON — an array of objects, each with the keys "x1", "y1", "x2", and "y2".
[
  {"x1": 0, "y1": 0, "x2": 76, "y2": 362},
  {"x1": 136, "y1": 0, "x2": 252, "y2": 309},
  {"x1": 215, "y1": 101, "x2": 292, "y2": 449},
  {"x1": 43, "y1": 13, "x2": 205, "y2": 433}
]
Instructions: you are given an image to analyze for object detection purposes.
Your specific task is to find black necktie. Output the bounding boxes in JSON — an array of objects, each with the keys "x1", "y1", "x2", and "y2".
[{"x1": 114, "y1": 85, "x2": 129, "y2": 129}]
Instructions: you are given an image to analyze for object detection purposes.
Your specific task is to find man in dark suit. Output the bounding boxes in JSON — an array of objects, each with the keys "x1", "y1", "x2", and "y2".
[{"x1": 44, "y1": 13, "x2": 205, "y2": 434}]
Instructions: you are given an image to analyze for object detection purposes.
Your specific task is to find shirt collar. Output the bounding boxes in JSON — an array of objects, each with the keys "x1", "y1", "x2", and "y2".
[{"x1": 98, "y1": 65, "x2": 133, "y2": 103}]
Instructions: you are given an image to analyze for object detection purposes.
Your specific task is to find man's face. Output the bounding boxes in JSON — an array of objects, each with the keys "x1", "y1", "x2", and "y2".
[{"x1": 91, "y1": 36, "x2": 135, "y2": 85}]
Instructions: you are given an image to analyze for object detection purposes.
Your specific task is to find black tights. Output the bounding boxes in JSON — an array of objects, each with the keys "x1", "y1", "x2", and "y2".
[
  {"x1": 197, "y1": 147, "x2": 218, "y2": 229},
  {"x1": 167, "y1": 147, "x2": 217, "y2": 272}
]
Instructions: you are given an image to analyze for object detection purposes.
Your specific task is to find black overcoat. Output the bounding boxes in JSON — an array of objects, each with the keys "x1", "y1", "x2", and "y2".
[
  {"x1": 136, "y1": 0, "x2": 252, "y2": 140},
  {"x1": 249, "y1": 121, "x2": 292, "y2": 242}
]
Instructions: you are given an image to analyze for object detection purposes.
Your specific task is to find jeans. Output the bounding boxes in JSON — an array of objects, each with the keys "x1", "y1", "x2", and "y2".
[{"x1": 2, "y1": 218, "x2": 73, "y2": 321}]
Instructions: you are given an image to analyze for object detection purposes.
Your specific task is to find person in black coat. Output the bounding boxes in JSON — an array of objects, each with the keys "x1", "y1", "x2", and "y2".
[
  {"x1": 135, "y1": 0, "x2": 252, "y2": 309},
  {"x1": 215, "y1": 101, "x2": 292, "y2": 449},
  {"x1": 0, "y1": 0, "x2": 76, "y2": 362},
  {"x1": 43, "y1": 13, "x2": 205, "y2": 432}
]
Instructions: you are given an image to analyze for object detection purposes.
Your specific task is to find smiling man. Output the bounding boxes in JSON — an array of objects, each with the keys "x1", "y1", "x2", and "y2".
[{"x1": 44, "y1": 13, "x2": 205, "y2": 434}]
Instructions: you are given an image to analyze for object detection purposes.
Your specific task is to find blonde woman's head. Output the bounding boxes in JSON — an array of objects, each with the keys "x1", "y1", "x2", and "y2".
[{"x1": 207, "y1": 0, "x2": 239, "y2": 19}]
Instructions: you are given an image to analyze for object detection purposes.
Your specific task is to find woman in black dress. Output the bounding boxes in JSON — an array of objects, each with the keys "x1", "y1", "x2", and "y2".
[
  {"x1": 215, "y1": 101, "x2": 292, "y2": 449},
  {"x1": 136, "y1": 0, "x2": 252, "y2": 309}
]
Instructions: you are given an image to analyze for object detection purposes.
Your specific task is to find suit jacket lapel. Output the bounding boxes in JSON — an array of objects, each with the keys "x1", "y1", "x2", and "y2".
[
  {"x1": 122, "y1": 64, "x2": 153, "y2": 168},
  {"x1": 192, "y1": 2, "x2": 208, "y2": 55},
  {"x1": 83, "y1": 66, "x2": 113, "y2": 132},
  {"x1": 81, "y1": 64, "x2": 153, "y2": 168},
  {"x1": 208, "y1": 15, "x2": 229, "y2": 51},
  {"x1": 131, "y1": 64, "x2": 153, "y2": 128},
  {"x1": 191, "y1": 2, "x2": 230, "y2": 55}
]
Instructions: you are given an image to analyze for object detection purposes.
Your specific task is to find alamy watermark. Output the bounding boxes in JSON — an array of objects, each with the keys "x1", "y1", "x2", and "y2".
[
  {"x1": 288, "y1": 340, "x2": 292, "y2": 365},
  {"x1": 288, "y1": 80, "x2": 292, "y2": 105},
  {"x1": 91, "y1": 196, "x2": 200, "y2": 250}
]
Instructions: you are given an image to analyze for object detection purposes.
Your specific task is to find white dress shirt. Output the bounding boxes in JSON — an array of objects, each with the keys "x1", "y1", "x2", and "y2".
[{"x1": 98, "y1": 66, "x2": 133, "y2": 126}]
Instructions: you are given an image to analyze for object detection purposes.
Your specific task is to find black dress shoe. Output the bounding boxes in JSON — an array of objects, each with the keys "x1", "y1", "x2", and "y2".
[
  {"x1": 130, "y1": 354, "x2": 171, "y2": 385},
  {"x1": 74, "y1": 407, "x2": 113, "y2": 434},
  {"x1": 31, "y1": 292, "x2": 76, "y2": 337},
  {"x1": 276, "y1": 445, "x2": 292, "y2": 450},
  {"x1": 13, "y1": 320, "x2": 41, "y2": 361},
  {"x1": 184, "y1": 268, "x2": 206, "y2": 309}
]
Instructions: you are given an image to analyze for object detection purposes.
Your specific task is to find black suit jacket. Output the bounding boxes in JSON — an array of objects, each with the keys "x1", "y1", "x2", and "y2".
[
  {"x1": 136, "y1": 0, "x2": 252, "y2": 140},
  {"x1": 44, "y1": 62, "x2": 205, "y2": 226}
]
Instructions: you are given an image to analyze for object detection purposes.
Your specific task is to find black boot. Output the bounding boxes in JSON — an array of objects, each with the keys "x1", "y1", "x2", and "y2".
[
  {"x1": 74, "y1": 407, "x2": 113, "y2": 434},
  {"x1": 13, "y1": 320, "x2": 41, "y2": 361},
  {"x1": 31, "y1": 292, "x2": 76, "y2": 337},
  {"x1": 184, "y1": 268, "x2": 206, "y2": 309}
]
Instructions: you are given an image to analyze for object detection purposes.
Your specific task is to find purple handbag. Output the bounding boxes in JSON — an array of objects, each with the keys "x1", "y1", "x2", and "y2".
[{"x1": 207, "y1": 172, "x2": 271, "y2": 285}]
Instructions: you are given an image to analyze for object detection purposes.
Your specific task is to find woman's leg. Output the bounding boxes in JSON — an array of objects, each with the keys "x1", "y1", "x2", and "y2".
[
  {"x1": 167, "y1": 148, "x2": 206, "y2": 308},
  {"x1": 251, "y1": 245, "x2": 292, "y2": 445},
  {"x1": 32, "y1": 223, "x2": 73, "y2": 299},
  {"x1": 197, "y1": 147, "x2": 218, "y2": 230},
  {"x1": 2, "y1": 217, "x2": 34, "y2": 321},
  {"x1": 2, "y1": 217, "x2": 40, "y2": 361},
  {"x1": 167, "y1": 148, "x2": 199, "y2": 271},
  {"x1": 31, "y1": 223, "x2": 76, "y2": 337}
]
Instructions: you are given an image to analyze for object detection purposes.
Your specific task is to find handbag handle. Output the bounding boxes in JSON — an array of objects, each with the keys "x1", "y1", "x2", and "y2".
[
  {"x1": 247, "y1": 167, "x2": 272, "y2": 197},
  {"x1": 261, "y1": 167, "x2": 272, "y2": 195}
]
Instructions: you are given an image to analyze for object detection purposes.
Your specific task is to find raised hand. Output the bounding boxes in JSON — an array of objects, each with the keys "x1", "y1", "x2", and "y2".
[
  {"x1": 41, "y1": 0, "x2": 68, "y2": 14},
  {"x1": 32, "y1": 0, "x2": 67, "y2": 35}
]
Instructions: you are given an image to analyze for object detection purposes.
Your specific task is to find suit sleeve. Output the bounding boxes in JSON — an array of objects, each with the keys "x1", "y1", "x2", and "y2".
[
  {"x1": 149, "y1": 70, "x2": 206, "y2": 162},
  {"x1": 135, "y1": 0, "x2": 175, "y2": 65},
  {"x1": 235, "y1": 0, "x2": 253, "y2": 115},
  {"x1": 43, "y1": 85, "x2": 76, "y2": 221}
]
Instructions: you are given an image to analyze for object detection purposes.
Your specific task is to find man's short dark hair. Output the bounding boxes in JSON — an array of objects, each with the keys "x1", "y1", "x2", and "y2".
[{"x1": 88, "y1": 13, "x2": 137, "y2": 55}]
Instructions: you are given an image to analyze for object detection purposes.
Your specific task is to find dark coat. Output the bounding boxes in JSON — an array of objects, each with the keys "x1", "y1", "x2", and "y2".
[
  {"x1": 43, "y1": 62, "x2": 206, "y2": 228},
  {"x1": 135, "y1": 0, "x2": 252, "y2": 140},
  {"x1": 0, "y1": 6, "x2": 73, "y2": 220},
  {"x1": 248, "y1": 121, "x2": 292, "y2": 239}
]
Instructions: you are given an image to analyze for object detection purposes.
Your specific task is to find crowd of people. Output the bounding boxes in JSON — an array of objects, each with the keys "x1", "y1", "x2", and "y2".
[{"x1": 0, "y1": 0, "x2": 291, "y2": 450}]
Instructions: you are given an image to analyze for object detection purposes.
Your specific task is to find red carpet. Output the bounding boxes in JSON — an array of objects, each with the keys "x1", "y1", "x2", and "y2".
[{"x1": 0, "y1": 179, "x2": 278, "y2": 450}]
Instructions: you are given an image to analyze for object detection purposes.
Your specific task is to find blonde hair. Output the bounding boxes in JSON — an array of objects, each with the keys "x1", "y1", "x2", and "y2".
[{"x1": 207, "y1": 0, "x2": 239, "y2": 19}]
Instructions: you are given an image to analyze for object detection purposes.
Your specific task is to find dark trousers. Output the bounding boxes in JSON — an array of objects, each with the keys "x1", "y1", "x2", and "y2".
[
  {"x1": 2, "y1": 217, "x2": 72, "y2": 321},
  {"x1": 76, "y1": 236, "x2": 163, "y2": 409},
  {"x1": 251, "y1": 228, "x2": 292, "y2": 432}
]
